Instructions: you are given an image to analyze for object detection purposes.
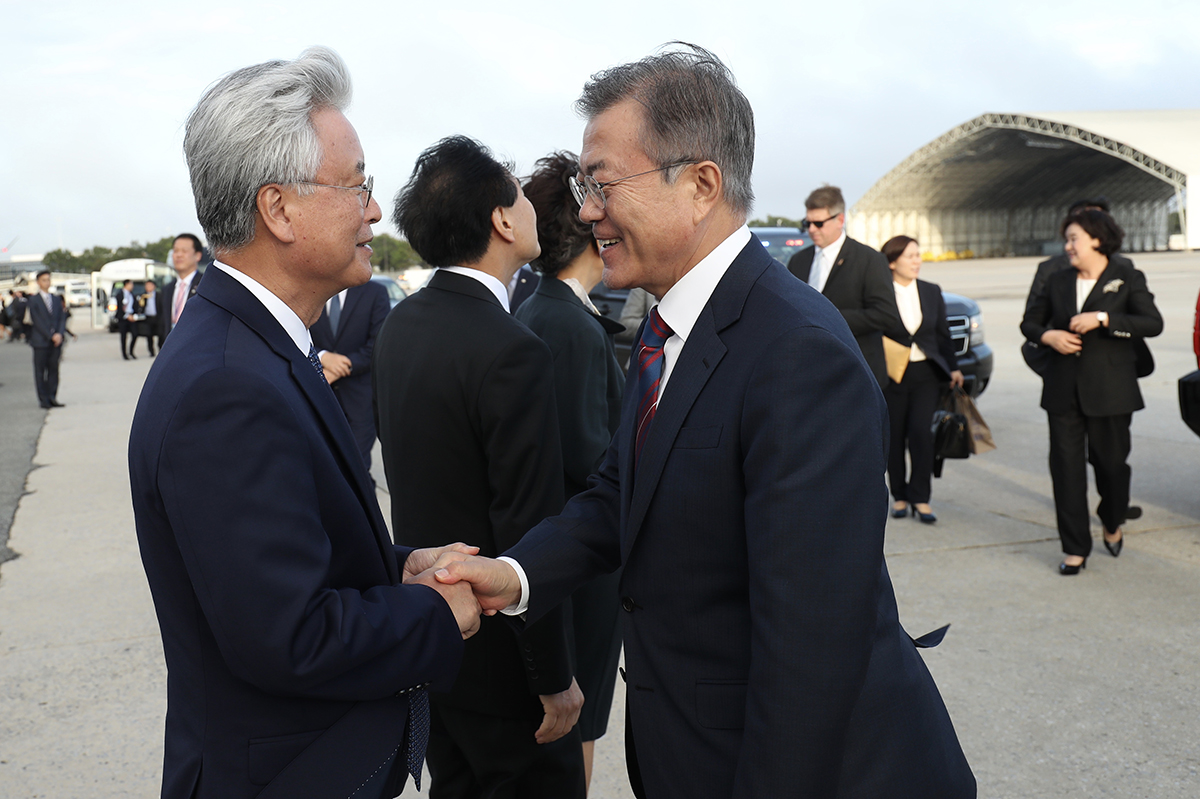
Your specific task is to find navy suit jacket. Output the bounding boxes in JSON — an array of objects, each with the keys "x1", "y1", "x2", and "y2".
[
  {"x1": 507, "y1": 235, "x2": 975, "y2": 798},
  {"x1": 26, "y1": 292, "x2": 66, "y2": 347},
  {"x1": 128, "y1": 266, "x2": 463, "y2": 799},
  {"x1": 311, "y1": 280, "x2": 391, "y2": 461}
]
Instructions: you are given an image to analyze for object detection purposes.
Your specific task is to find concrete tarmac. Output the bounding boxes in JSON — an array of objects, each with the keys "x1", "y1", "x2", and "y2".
[{"x1": 2, "y1": 252, "x2": 1198, "y2": 798}]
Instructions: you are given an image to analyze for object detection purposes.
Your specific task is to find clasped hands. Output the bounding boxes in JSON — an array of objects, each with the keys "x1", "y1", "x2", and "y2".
[
  {"x1": 401, "y1": 545, "x2": 523, "y2": 639},
  {"x1": 1042, "y1": 312, "x2": 1107, "y2": 355},
  {"x1": 402, "y1": 547, "x2": 582, "y2": 742}
]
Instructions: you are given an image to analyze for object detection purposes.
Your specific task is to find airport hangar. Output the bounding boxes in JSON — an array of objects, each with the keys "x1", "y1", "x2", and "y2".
[{"x1": 846, "y1": 110, "x2": 1197, "y2": 258}]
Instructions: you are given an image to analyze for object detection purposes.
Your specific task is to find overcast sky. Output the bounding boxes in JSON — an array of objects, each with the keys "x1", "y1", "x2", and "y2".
[{"x1": 3, "y1": 0, "x2": 1198, "y2": 256}]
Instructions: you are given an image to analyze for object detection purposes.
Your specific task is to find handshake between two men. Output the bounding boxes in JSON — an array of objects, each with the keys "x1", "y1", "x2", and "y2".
[
  {"x1": 402, "y1": 543, "x2": 582, "y2": 747},
  {"x1": 401, "y1": 543, "x2": 523, "y2": 635}
]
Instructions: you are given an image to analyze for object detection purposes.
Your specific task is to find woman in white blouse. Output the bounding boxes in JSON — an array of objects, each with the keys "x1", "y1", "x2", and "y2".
[
  {"x1": 1020, "y1": 210, "x2": 1162, "y2": 575},
  {"x1": 881, "y1": 236, "x2": 963, "y2": 523}
]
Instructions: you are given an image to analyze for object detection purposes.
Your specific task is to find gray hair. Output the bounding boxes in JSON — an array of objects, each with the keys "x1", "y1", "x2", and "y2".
[
  {"x1": 576, "y1": 43, "x2": 754, "y2": 215},
  {"x1": 184, "y1": 46, "x2": 352, "y2": 252}
]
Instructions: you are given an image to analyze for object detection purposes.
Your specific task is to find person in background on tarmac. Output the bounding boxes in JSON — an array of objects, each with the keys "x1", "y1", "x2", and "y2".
[
  {"x1": 133, "y1": 280, "x2": 162, "y2": 357},
  {"x1": 7, "y1": 290, "x2": 28, "y2": 343},
  {"x1": 162, "y1": 233, "x2": 204, "y2": 340},
  {"x1": 1021, "y1": 209, "x2": 1162, "y2": 576},
  {"x1": 27, "y1": 270, "x2": 66, "y2": 409},
  {"x1": 115, "y1": 279, "x2": 138, "y2": 359},
  {"x1": 880, "y1": 235, "x2": 963, "y2": 525},
  {"x1": 516, "y1": 150, "x2": 625, "y2": 793},
  {"x1": 1022, "y1": 199, "x2": 1145, "y2": 522}
]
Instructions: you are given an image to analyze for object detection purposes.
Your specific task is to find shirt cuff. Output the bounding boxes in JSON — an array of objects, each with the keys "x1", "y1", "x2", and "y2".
[{"x1": 496, "y1": 556, "x2": 529, "y2": 616}]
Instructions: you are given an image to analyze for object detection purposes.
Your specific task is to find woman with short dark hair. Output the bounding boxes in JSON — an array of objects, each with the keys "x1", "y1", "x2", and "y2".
[
  {"x1": 880, "y1": 236, "x2": 963, "y2": 523},
  {"x1": 515, "y1": 151, "x2": 624, "y2": 791},
  {"x1": 1021, "y1": 209, "x2": 1163, "y2": 575}
]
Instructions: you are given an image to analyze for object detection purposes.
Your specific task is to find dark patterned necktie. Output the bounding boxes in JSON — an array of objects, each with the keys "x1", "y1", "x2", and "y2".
[
  {"x1": 307, "y1": 344, "x2": 327, "y2": 384},
  {"x1": 634, "y1": 307, "x2": 673, "y2": 464},
  {"x1": 405, "y1": 686, "x2": 430, "y2": 789}
]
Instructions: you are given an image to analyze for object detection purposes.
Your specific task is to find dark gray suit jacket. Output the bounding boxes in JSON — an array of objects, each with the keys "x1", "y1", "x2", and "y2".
[{"x1": 787, "y1": 237, "x2": 901, "y2": 386}]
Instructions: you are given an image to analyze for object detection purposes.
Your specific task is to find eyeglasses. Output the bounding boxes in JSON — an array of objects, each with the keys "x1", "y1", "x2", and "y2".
[
  {"x1": 568, "y1": 162, "x2": 699, "y2": 209},
  {"x1": 803, "y1": 213, "x2": 842, "y2": 230},
  {"x1": 294, "y1": 175, "x2": 374, "y2": 210}
]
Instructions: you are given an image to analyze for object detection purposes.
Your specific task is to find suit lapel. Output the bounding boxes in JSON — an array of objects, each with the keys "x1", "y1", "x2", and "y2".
[
  {"x1": 622, "y1": 238, "x2": 768, "y2": 555},
  {"x1": 821, "y1": 242, "x2": 851, "y2": 298},
  {"x1": 336, "y1": 286, "x2": 363, "y2": 344},
  {"x1": 1081, "y1": 264, "x2": 1115, "y2": 312},
  {"x1": 199, "y1": 268, "x2": 395, "y2": 575}
]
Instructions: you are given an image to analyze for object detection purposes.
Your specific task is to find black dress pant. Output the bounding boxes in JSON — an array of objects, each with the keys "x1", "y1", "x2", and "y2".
[
  {"x1": 118, "y1": 316, "x2": 136, "y2": 356},
  {"x1": 33, "y1": 345, "x2": 61, "y2": 405},
  {"x1": 426, "y1": 701, "x2": 585, "y2": 799},
  {"x1": 884, "y1": 360, "x2": 941, "y2": 505},
  {"x1": 1048, "y1": 395, "x2": 1132, "y2": 557}
]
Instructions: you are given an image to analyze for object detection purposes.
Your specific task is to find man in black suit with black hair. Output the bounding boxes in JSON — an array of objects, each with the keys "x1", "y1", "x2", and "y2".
[
  {"x1": 373, "y1": 135, "x2": 585, "y2": 799},
  {"x1": 115, "y1": 278, "x2": 138, "y2": 359},
  {"x1": 27, "y1": 270, "x2": 67, "y2": 408},
  {"x1": 787, "y1": 185, "x2": 901, "y2": 387}
]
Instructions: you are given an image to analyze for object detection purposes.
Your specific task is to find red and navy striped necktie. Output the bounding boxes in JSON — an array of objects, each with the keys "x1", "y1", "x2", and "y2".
[{"x1": 634, "y1": 307, "x2": 673, "y2": 464}]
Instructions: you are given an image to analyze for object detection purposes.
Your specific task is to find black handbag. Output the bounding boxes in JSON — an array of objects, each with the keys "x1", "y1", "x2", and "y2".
[
  {"x1": 930, "y1": 391, "x2": 971, "y2": 477},
  {"x1": 1179, "y1": 370, "x2": 1200, "y2": 437}
]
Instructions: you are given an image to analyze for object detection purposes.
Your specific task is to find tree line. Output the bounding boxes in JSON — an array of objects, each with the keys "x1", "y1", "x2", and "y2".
[{"x1": 39, "y1": 233, "x2": 424, "y2": 273}]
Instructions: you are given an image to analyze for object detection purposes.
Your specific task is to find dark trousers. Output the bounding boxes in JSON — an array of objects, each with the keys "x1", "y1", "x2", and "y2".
[
  {"x1": 33, "y1": 345, "x2": 61, "y2": 405},
  {"x1": 426, "y1": 701, "x2": 585, "y2": 799},
  {"x1": 1048, "y1": 398, "x2": 1132, "y2": 557},
  {"x1": 118, "y1": 316, "x2": 136, "y2": 356},
  {"x1": 884, "y1": 361, "x2": 941, "y2": 505}
]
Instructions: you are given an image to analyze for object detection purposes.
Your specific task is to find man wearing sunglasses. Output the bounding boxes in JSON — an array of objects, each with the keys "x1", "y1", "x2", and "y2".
[
  {"x1": 437, "y1": 44, "x2": 974, "y2": 799},
  {"x1": 787, "y1": 186, "x2": 901, "y2": 387}
]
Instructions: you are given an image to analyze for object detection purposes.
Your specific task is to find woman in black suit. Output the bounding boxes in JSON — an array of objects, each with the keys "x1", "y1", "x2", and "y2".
[
  {"x1": 881, "y1": 236, "x2": 963, "y2": 524},
  {"x1": 515, "y1": 151, "x2": 624, "y2": 792},
  {"x1": 1021, "y1": 210, "x2": 1162, "y2": 575}
]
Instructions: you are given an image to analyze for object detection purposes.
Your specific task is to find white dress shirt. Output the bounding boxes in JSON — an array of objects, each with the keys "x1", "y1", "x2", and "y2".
[
  {"x1": 892, "y1": 279, "x2": 926, "y2": 362},
  {"x1": 808, "y1": 230, "x2": 847, "y2": 294},
  {"x1": 441, "y1": 266, "x2": 511, "y2": 312},
  {"x1": 500, "y1": 225, "x2": 753, "y2": 614},
  {"x1": 212, "y1": 261, "x2": 312, "y2": 356}
]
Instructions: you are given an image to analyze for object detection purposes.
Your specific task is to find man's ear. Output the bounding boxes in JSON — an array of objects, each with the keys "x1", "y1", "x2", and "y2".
[
  {"x1": 257, "y1": 184, "x2": 298, "y2": 244},
  {"x1": 492, "y1": 205, "x2": 517, "y2": 244},
  {"x1": 691, "y1": 162, "x2": 723, "y2": 225}
]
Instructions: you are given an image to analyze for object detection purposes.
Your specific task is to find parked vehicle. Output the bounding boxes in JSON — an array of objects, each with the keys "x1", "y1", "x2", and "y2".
[
  {"x1": 371, "y1": 274, "x2": 408, "y2": 308},
  {"x1": 589, "y1": 232, "x2": 993, "y2": 397}
]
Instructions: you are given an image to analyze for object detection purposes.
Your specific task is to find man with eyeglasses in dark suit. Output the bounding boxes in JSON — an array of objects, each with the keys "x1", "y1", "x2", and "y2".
[{"x1": 787, "y1": 185, "x2": 901, "y2": 387}]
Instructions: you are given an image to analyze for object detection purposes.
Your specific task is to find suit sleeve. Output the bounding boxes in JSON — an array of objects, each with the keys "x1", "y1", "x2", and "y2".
[
  {"x1": 1021, "y1": 274, "x2": 1055, "y2": 344},
  {"x1": 1105, "y1": 269, "x2": 1163, "y2": 340},
  {"x1": 159, "y1": 367, "x2": 463, "y2": 702},
  {"x1": 346, "y1": 283, "x2": 392, "y2": 376},
  {"x1": 478, "y1": 333, "x2": 574, "y2": 695},
  {"x1": 839, "y1": 248, "x2": 902, "y2": 338},
  {"x1": 736, "y1": 323, "x2": 887, "y2": 795},
  {"x1": 934, "y1": 291, "x2": 958, "y2": 372}
]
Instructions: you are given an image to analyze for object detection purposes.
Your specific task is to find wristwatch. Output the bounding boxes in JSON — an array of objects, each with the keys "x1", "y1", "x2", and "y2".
[{"x1": 1096, "y1": 311, "x2": 1108, "y2": 325}]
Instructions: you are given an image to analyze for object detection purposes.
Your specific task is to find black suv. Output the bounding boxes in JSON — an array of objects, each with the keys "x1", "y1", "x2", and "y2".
[{"x1": 589, "y1": 228, "x2": 993, "y2": 397}]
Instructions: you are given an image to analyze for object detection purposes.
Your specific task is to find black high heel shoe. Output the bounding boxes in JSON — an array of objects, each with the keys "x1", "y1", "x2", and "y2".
[
  {"x1": 1103, "y1": 529, "x2": 1124, "y2": 558},
  {"x1": 1058, "y1": 557, "x2": 1087, "y2": 575},
  {"x1": 891, "y1": 504, "x2": 909, "y2": 519},
  {"x1": 911, "y1": 506, "x2": 937, "y2": 524}
]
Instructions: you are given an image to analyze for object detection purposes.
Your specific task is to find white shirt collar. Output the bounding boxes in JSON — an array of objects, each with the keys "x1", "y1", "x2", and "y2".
[
  {"x1": 212, "y1": 261, "x2": 312, "y2": 355},
  {"x1": 440, "y1": 266, "x2": 511, "y2": 312},
  {"x1": 816, "y1": 230, "x2": 847, "y2": 265},
  {"x1": 656, "y1": 225, "x2": 752, "y2": 345}
]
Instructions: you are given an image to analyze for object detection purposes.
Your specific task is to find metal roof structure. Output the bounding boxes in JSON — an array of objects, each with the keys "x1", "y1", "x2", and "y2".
[{"x1": 849, "y1": 111, "x2": 1196, "y2": 256}]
